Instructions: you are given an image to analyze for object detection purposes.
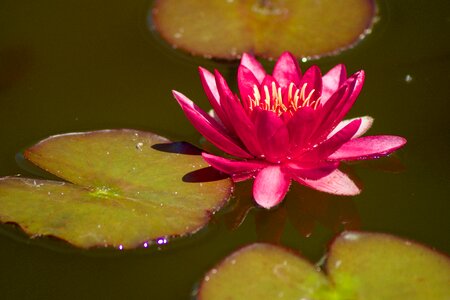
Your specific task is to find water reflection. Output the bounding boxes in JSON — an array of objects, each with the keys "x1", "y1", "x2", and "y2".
[
  {"x1": 223, "y1": 181, "x2": 361, "y2": 244},
  {"x1": 220, "y1": 155, "x2": 406, "y2": 244}
]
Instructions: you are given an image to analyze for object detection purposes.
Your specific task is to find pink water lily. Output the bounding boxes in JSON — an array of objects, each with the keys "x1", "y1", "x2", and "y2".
[{"x1": 173, "y1": 52, "x2": 406, "y2": 209}]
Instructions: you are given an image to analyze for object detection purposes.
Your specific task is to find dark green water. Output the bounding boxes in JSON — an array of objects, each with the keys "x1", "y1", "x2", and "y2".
[{"x1": 0, "y1": 0, "x2": 449, "y2": 299}]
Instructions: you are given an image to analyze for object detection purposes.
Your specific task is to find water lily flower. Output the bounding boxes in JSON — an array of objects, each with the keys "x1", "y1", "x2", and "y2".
[{"x1": 173, "y1": 52, "x2": 406, "y2": 209}]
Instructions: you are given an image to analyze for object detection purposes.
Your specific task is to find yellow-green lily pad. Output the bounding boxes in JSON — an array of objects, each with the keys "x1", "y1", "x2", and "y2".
[
  {"x1": 198, "y1": 231, "x2": 450, "y2": 299},
  {"x1": 0, "y1": 129, "x2": 232, "y2": 249},
  {"x1": 152, "y1": 0, "x2": 376, "y2": 59}
]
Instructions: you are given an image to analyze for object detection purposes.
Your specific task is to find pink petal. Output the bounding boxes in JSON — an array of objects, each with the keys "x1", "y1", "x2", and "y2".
[
  {"x1": 302, "y1": 118, "x2": 362, "y2": 160},
  {"x1": 214, "y1": 70, "x2": 235, "y2": 105},
  {"x1": 253, "y1": 165, "x2": 291, "y2": 209},
  {"x1": 254, "y1": 109, "x2": 289, "y2": 162},
  {"x1": 311, "y1": 71, "x2": 364, "y2": 143},
  {"x1": 297, "y1": 85, "x2": 348, "y2": 147},
  {"x1": 321, "y1": 64, "x2": 347, "y2": 105},
  {"x1": 294, "y1": 169, "x2": 361, "y2": 196},
  {"x1": 328, "y1": 116, "x2": 374, "y2": 139},
  {"x1": 240, "y1": 53, "x2": 266, "y2": 83},
  {"x1": 173, "y1": 91, "x2": 252, "y2": 158},
  {"x1": 286, "y1": 107, "x2": 316, "y2": 154},
  {"x1": 283, "y1": 161, "x2": 339, "y2": 180},
  {"x1": 198, "y1": 67, "x2": 220, "y2": 106},
  {"x1": 213, "y1": 70, "x2": 240, "y2": 135},
  {"x1": 218, "y1": 93, "x2": 263, "y2": 157},
  {"x1": 346, "y1": 70, "x2": 365, "y2": 107},
  {"x1": 328, "y1": 135, "x2": 407, "y2": 161},
  {"x1": 272, "y1": 52, "x2": 301, "y2": 88},
  {"x1": 212, "y1": 70, "x2": 263, "y2": 156},
  {"x1": 199, "y1": 67, "x2": 232, "y2": 129},
  {"x1": 319, "y1": 71, "x2": 366, "y2": 135},
  {"x1": 202, "y1": 153, "x2": 267, "y2": 176},
  {"x1": 237, "y1": 65, "x2": 260, "y2": 111},
  {"x1": 297, "y1": 65, "x2": 322, "y2": 102}
]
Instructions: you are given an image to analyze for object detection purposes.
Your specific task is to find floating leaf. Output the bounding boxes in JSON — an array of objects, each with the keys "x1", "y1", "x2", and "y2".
[
  {"x1": 0, "y1": 129, "x2": 232, "y2": 249},
  {"x1": 199, "y1": 243, "x2": 329, "y2": 299},
  {"x1": 326, "y1": 232, "x2": 450, "y2": 300},
  {"x1": 152, "y1": 0, "x2": 376, "y2": 59},
  {"x1": 198, "y1": 232, "x2": 450, "y2": 299}
]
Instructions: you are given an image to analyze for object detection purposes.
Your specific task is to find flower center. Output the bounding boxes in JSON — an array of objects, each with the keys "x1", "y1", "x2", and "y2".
[{"x1": 248, "y1": 82, "x2": 321, "y2": 115}]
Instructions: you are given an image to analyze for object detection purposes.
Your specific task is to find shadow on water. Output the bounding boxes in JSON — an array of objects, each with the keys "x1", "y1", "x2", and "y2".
[{"x1": 152, "y1": 141, "x2": 229, "y2": 182}]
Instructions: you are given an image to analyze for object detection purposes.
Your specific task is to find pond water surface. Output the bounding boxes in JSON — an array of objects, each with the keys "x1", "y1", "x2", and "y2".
[{"x1": 0, "y1": 0, "x2": 449, "y2": 299}]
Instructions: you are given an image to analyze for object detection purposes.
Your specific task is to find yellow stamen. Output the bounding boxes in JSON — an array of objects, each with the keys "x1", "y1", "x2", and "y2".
[
  {"x1": 313, "y1": 96, "x2": 321, "y2": 109},
  {"x1": 302, "y1": 88, "x2": 315, "y2": 106},
  {"x1": 293, "y1": 89, "x2": 300, "y2": 107},
  {"x1": 247, "y1": 81, "x2": 321, "y2": 115},
  {"x1": 271, "y1": 82, "x2": 277, "y2": 101},
  {"x1": 288, "y1": 83, "x2": 294, "y2": 102}
]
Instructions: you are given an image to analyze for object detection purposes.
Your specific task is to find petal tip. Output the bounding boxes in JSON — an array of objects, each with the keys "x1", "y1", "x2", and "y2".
[{"x1": 253, "y1": 166, "x2": 291, "y2": 209}]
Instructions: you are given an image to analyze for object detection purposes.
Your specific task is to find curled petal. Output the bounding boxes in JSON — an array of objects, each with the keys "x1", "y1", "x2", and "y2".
[
  {"x1": 272, "y1": 52, "x2": 302, "y2": 89},
  {"x1": 214, "y1": 70, "x2": 236, "y2": 106},
  {"x1": 321, "y1": 64, "x2": 347, "y2": 104},
  {"x1": 329, "y1": 135, "x2": 407, "y2": 161},
  {"x1": 237, "y1": 65, "x2": 260, "y2": 111},
  {"x1": 347, "y1": 70, "x2": 365, "y2": 107},
  {"x1": 173, "y1": 91, "x2": 252, "y2": 158},
  {"x1": 253, "y1": 166, "x2": 291, "y2": 209},
  {"x1": 254, "y1": 109, "x2": 289, "y2": 162},
  {"x1": 198, "y1": 67, "x2": 220, "y2": 107},
  {"x1": 214, "y1": 70, "x2": 241, "y2": 136},
  {"x1": 202, "y1": 153, "x2": 267, "y2": 178},
  {"x1": 294, "y1": 169, "x2": 361, "y2": 196},
  {"x1": 199, "y1": 67, "x2": 232, "y2": 129},
  {"x1": 240, "y1": 53, "x2": 266, "y2": 83},
  {"x1": 312, "y1": 71, "x2": 364, "y2": 142},
  {"x1": 328, "y1": 116, "x2": 374, "y2": 139},
  {"x1": 319, "y1": 71, "x2": 366, "y2": 136}
]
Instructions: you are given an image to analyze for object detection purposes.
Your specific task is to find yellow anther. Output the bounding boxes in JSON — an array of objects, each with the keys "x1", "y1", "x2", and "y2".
[
  {"x1": 302, "y1": 88, "x2": 315, "y2": 106},
  {"x1": 271, "y1": 82, "x2": 277, "y2": 100},
  {"x1": 293, "y1": 89, "x2": 300, "y2": 107},
  {"x1": 288, "y1": 83, "x2": 294, "y2": 102},
  {"x1": 253, "y1": 85, "x2": 261, "y2": 102},
  {"x1": 277, "y1": 87, "x2": 282, "y2": 105},
  {"x1": 313, "y1": 96, "x2": 321, "y2": 109},
  {"x1": 246, "y1": 82, "x2": 321, "y2": 116},
  {"x1": 299, "y1": 83, "x2": 307, "y2": 103}
]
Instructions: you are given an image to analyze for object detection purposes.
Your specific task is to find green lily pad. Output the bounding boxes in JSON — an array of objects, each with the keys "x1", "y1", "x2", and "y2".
[
  {"x1": 0, "y1": 129, "x2": 232, "y2": 249},
  {"x1": 152, "y1": 0, "x2": 376, "y2": 60},
  {"x1": 326, "y1": 232, "x2": 450, "y2": 300},
  {"x1": 198, "y1": 232, "x2": 450, "y2": 299}
]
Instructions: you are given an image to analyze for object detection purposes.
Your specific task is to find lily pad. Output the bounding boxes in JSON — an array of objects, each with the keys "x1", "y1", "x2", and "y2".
[
  {"x1": 0, "y1": 129, "x2": 232, "y2": 249},
  {"x1": 326, "y1": 232, "x2": 450, "y2": 300},
  {"x1": 198, "y1": 231, "x2": 450, "y2": 299},
  {"x1": 152, "y1": 0, "x2": 376, "y2": 59}
]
